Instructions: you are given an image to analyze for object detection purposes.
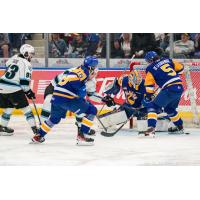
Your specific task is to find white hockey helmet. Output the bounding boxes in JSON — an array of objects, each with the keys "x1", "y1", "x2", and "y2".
[{"x1": 20, "y1": 44, "x2": 35, "y2": 61}]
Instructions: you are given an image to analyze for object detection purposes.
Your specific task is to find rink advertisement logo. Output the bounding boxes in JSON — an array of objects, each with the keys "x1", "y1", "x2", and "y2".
[{"x1": 0, "y1": 68, "x2": 199, "y2": 106}]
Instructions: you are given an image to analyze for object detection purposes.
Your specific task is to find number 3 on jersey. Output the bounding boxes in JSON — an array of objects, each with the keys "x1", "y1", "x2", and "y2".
[
  {"x1": 160, "y1": 64, "x2": 176, "y2": 76},
  {"x1": 5, "y1": 65, "x2": 19, "y2": 79}
]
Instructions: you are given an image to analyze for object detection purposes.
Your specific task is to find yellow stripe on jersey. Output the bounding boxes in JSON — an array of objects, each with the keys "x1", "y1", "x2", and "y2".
[
  {"x1": 82, "y1": 118, "x2": 93, "y2": 127},
  {"x1": 41, "y1": 122, "x2": 51, "y2": 132},
  {"x1": 165, "y1": 82, "x2": 182, "y2": 88},
  {"x1": 145, "y1": 71, "x2": 156, "y2": 87},
  {"x1": 148, "y1": 112, "x2": 157, "y2": 120},
  {"x1": 170, "y1": 113, "x2": 180, "y2": 122},
  {"x1": 53, "y1": 92, "x2": 76, "y2": 99},
  {"x1": 146, "y1": 86, "x2": 154, "y2": 94},
  {"x1": 172, "y1": 60, "x2": 184, "y2": 74}
]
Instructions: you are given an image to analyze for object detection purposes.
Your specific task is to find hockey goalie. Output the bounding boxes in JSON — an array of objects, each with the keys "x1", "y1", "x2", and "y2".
[{"x1": 98, "y1": 70, "x2": 172, "y2": 137}]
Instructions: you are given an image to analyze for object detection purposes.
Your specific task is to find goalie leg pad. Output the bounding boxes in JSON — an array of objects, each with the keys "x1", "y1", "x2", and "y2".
[
  {"x1": 98, "y1": 110, "x2": 128, "y2": 129},
  {"x1": 137, "y1": 119, "x2": 170, "y2": 132}
]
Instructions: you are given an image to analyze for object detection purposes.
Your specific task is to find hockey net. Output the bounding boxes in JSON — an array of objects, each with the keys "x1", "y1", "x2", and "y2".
[{"x1": 129, "y1": 61, "x2": 200, "y2": 128}]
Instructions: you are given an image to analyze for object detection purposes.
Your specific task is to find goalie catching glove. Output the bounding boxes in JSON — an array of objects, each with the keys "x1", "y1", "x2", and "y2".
[
  {"x1": 25, "y1": 89, "x2": 36, "y2": 99},
  {"x1": 102, "y1": 95, "x2": 115, "y2": 107}
]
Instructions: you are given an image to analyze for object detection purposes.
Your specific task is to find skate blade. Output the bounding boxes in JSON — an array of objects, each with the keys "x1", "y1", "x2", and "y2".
[
  {"x1": 76, "y1": 141, "x2": 94, "y2": 146},
  {"x1": 138, "y1": 133, "x2": 155, "y2": 138},
  {"x1": 0, "y1": 132, "x2": 14, "y2": 136},
  {"x1": 29, "y1": 139, "x2": 44, "y2": 144}
]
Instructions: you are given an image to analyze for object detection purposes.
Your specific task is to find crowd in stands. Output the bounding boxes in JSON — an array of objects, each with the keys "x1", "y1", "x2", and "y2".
[
  {"x1": 49, "y1": 33, "x2": 200, "y2": 59},
  {"x1": 0, "y1": 33, "x2": 32, "y2": 58},
  {"x1": 1, "y1": 33, "x2": 200, "y2": 59},
  {"x1": 48, "y1": 33, "x2": 106, "y2": 58},
  {"x1": 111, "y1": 33, "x2": 200, "y2": 59}
]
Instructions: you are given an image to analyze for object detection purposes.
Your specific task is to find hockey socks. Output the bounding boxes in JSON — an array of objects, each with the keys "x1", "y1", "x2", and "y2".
[
  {"x1": 168, "y1": 112, "x2": 183, "y2": 127},
  {"x1": 39, "y1": 120, "x2": 54, "y2": 137},
  {"x1": 1, "y1": 108, "x2": 14, "y2": 127},
  {"x1": 40, "y1": 95, "x2": 52, "y2": 122},
  {"x1": 80, "y1": 115, "x2": 95, "y2": 135},
  {"x1": 22, "y1": 106, "x2": 36, "y2": 128},
  {"x1": 147, "y1": 112, "x2": 157, "y2": 128}
]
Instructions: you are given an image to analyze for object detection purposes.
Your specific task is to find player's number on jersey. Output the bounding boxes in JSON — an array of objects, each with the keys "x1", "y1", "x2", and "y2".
[
  {"x1": 58, "y1": 76, "x2": 69, "y2": 86},
  {"x1": 160, "y1": 64, "x2": 176, "y2": 76},
  {"x1": 5, "y1": 65, "x2": 19, "y2": 79}
]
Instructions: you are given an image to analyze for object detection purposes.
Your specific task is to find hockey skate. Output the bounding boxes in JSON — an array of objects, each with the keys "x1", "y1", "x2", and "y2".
[
  {"x1": 139, "y1": 127, "x2": 155, "y2": 137},
  {"x1": 76, "y1": 122, "x2": 96, "y2": 137},
  {"x1": 31, "y1": 126, "x2": 38, "y2": 134},
  {"x1": 76, "y1": 132, "x2": 94, "y2": 146},
  {"x1": 0, "y1": 125, "x2": 14, "y2": 136},
  {"x1": 168, "y1": 125, "x2": 189, "y2": 135},
  {"x1": 30, "y1": 134, "x2": 45, "y2": 144}
]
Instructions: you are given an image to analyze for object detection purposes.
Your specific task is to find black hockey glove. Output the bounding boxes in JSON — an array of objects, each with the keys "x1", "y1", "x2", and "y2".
[
  {"x1": 25, "y1": 89, "x2": 36, "y2": 99},
  {"x1": 102, "y1": 96, "x2": 115, "y2": 107}
]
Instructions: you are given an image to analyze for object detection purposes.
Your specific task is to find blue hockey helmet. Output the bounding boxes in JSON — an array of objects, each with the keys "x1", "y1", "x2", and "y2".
[
  {"x1": 144, "y1": 51, "x2": 158, "y2": 63},
  {"x1": 84, "y1": 56, "x2": 98, "y2": 68}
]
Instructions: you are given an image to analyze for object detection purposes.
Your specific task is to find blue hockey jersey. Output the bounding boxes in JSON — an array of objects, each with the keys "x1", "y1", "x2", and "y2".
[
  {"x1": 52, "y1": 66, "x2": 89, "y2": 103},
  {"x1": 145, "y1": 58, "x2": 184, "y2": 96},
  {"x1": 105, "y1": 75, "x2": 146, "y2": 108}
]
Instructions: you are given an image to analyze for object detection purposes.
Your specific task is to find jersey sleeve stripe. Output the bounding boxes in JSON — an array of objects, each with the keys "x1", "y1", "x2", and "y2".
[{"x1": 53, "y1": 92, "x2": 76, "y2": 99}]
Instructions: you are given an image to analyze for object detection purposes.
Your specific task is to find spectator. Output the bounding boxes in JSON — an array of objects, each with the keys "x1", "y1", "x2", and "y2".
[
  {"x1": 131, "y1": 33, "x2": 157, "y2": 58},
  {"x1": 193, "y1": 33, "x2": 200, "y2": 58},
  {"x1": 94, "y1": 33, "x2": 106, "y2": 58},
  {"x1": 119, "y1": 33, "x2": 132, "y2": 58},
  {"x1": 111, "y1": 39, "x2": 125, "y2": 58},
  {"x1": 0, "y1": 33, "x2": 9, "y2": 58},
  {"x1": 160, "y1": 33, "x2": 170, "y2": 52},
  {"x1": 154, "y1": 33, "x2": 169, "y2": 51},
  {"x1": 166, "y1": 33, "x2": 195, "y2": 58},
  {"x1": 85, "y1": 33, "x2": 99, "y2": 56},
  {"x1": 8, "y1": 33, "x2": 24, "y2": 53},
  {"x1": 49, "y1": 33, "x2": 68, "y2": 58},
  {"x1": 69, "y1": 34, "x2": 87, "y2": 58}
]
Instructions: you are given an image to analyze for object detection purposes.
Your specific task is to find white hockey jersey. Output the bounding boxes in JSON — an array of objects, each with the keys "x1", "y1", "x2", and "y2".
[{"x1": 0, "y1": 55, "x2": 32, "y2": 94}]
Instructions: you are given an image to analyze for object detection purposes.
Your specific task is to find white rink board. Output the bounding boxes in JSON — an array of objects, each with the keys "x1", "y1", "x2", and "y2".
[{"x1": 0, "y1": 116, "x2": 200, "y2": 166}]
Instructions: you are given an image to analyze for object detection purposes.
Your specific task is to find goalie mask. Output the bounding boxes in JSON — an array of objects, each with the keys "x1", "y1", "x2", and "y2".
[
  {"x1": 128, "y1": 70, "x2": 142, "y2": 89},
  {"x1": 20, "y1": 44, "x2": 35, "y2": 62}
]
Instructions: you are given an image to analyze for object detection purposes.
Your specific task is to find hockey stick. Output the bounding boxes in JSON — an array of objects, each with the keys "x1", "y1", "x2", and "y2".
[
  {"x1": 32, "y1": 98, "x2": 42, "y2": 125},
  {"x1": 100, "y1": 123, "x2": 127, "y2": 137}
]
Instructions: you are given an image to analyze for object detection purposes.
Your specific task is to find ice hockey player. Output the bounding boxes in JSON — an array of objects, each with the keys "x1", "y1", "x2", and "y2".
[
  {"x1": 31, "y1": 56, "x2": 98, "y2": 145},
  {"x1": 0, "y1": 44, "x2": 38, "y2": 136},
  {"x1": 40, "y1": 66, "x2": 99, "y2": 136},
  {"x1": 143, "y1": 51, "x2": 184, "y2": 136},
  {"x1": 101, "y1": 70, "x2": 147, "y2": 124}
]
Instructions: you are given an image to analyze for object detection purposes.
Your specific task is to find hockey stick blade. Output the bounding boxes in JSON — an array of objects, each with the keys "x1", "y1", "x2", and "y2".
[{"x1": 100, "y1": 123, "x2": 126, "y2": 137}]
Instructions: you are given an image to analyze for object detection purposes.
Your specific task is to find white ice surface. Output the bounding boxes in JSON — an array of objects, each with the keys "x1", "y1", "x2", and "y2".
[{"x1": 0, "y1": 116, "x2": 200, "y2": 166}]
